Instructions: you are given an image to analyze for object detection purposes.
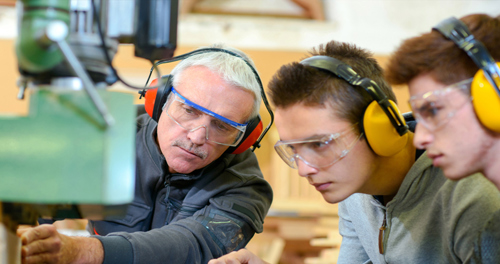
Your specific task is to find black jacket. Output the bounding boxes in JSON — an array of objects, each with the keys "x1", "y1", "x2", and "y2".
[{"x1": 89, "y1": 114, "x2": 273, "y2": 264}]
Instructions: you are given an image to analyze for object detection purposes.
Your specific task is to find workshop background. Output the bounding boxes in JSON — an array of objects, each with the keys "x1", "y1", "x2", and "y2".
[{"x1": 1, "y1": 1, "x2": 499, "y2": 263}]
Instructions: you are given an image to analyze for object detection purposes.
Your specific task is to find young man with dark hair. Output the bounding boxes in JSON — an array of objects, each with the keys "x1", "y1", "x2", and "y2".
[
  {"x1": 385, "y1": 13, "x2": 500, "y2": 189},
  {"x1": 210, "y1": 40, "x2": 500, "y2": 264},
  {"x1": 385, "y1": 13, "x2": 500, "y2": 263}
]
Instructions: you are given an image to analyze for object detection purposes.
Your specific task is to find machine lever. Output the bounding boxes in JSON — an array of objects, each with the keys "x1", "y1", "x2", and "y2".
[{"x1": 41, "y1": 21, "x2": 115, "y2": 127}]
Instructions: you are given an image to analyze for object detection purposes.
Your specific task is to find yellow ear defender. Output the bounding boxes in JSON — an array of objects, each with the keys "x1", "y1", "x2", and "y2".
[
  {"x1": 300, "y1": 56, "x2": 409, "y2": 157},
  {"x1": 434, "y1": 17, "x2": 500, "y2": 133},
  {"x1": 363, "y1": 99, "x2": 409, "y2": 156},
  {"x1": 471, "y1": 62, "x2": 500, "y2": 132}
]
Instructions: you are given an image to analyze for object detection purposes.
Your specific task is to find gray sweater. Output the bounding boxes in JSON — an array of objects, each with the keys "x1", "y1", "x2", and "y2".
[{"x1": 337, "y1": 153, "x2": 500, "y2": 264}]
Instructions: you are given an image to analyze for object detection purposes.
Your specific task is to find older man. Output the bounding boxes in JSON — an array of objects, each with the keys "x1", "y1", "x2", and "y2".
[{"x1": 18, "y1": 44, "x2": 273, "y2": 264}]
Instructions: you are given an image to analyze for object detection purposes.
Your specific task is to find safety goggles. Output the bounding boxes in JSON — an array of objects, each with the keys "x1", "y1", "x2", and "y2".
[
  {"x1": 274, "y1": 124, "x2": 362, "y2": 169},
  {"x1": 164, "y1": 88, "x2": 248, "y2": 146},
  {"x1": 409, "y1": 78, "x2": 472, "y2": 131}
]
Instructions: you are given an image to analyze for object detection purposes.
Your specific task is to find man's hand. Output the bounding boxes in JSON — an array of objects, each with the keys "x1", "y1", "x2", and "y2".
[
  {"x1": 17, "y1": 224, "x2": 103, "y2": 264},
  {"x1": 208, "y1": 248, "x2": 269, "y2": 264}
]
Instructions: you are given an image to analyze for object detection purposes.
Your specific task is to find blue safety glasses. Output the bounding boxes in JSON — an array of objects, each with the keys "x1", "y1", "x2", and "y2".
[{"x1": 164, "y1": 88, "x2": 248, "y2": 146}]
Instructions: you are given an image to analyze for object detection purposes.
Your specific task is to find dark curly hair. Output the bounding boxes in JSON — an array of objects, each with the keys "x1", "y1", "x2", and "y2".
[{"x1": 267, "y1": 41, "x2": 396, "y2": 135}]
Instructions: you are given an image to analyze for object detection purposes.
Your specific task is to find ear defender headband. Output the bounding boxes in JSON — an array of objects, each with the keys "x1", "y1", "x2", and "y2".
[
  {"x1": 433, "y1": 17, "x2": 500, "y2": 132},
  {"x1": 139, "y1": 48, "x2": 274, "y2": 155},
  {"x1": 300, "y1": 55, "x2": 409, "y2": 157}
]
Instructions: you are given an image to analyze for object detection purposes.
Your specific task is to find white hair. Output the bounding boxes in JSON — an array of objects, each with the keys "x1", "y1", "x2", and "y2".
[{"x1": 169, "y1": 44, "x2": 262, "y2": 120}]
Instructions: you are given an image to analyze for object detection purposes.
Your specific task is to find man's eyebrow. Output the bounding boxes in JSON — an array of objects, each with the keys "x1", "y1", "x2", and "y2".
[
  {"x1": 305, "y1": 134, "x2": 331, "y2": 140},
  {"x1": 415, "y1": 100, "x2": 434, "y2": 111},
  {"x1": 280, "y1": 133, "x2": 331, "y2": 142}
]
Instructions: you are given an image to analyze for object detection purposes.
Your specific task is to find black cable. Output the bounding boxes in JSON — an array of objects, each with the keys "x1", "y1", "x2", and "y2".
[
  {"x1": 91, "y1": 0, "x2": 162, "y2": 90},
  {"x1": 90, "y1": 2, "x2": 272, "y2": 150}
]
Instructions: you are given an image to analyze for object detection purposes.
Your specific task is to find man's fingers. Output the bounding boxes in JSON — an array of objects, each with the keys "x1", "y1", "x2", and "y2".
[
  {"x1": 21, "y1": 235, "x2": 62, "y2": 256},
  {"x1": 208, "y1": 252, "x2": 243, "y2": 264},
  {"x1": 19, "y1": 224, "x2": 61, "y2": 260},
  {"x1": 20, "y1": 224, "x2": 57, "y2": 244},
  {"x1": 17, "y1": 228, "x2": 29, "y2": 237},
  {"x1": 22, "y1": 253, "x2": 59, "y2": 264},
  {"x1": 208, "y1": 249, "x2": 259, "y2": 264}
]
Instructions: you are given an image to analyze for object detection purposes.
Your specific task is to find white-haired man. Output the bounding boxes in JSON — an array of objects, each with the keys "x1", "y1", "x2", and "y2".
[{"x1": 18, "y1": 44, "x2": 273, "y2": 264}]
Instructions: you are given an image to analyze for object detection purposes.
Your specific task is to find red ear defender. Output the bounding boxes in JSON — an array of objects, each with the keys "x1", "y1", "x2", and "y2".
[
  {"x1": 143, "y1": 78, "x2": 159, "y2": 118},
  {"x1": 227, "y1": 116, "x2": 263, "y2": 154},
  {"x1": 140, "y1": 75, "x2": 173, "y2": 122}
]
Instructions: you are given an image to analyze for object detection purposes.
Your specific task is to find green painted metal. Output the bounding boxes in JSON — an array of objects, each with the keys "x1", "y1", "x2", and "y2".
[
  {"x1": 0, "y1": 89, "x2": 136, "y2": 205},
  {"x1": 16, "y1": 0, "x2": 70, "y2": 73}
]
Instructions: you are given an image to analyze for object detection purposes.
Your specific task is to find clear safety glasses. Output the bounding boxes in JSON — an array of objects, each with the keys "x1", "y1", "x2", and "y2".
[
  {"x1": 409, "y1": 78, "x2": 472, "y2": 131},
  {"x1": 274, "y1": 124, "x2": 363, "y2": 169},
  {"x1": 164, "y1": 88, "x2": 248, "y2": 146}
]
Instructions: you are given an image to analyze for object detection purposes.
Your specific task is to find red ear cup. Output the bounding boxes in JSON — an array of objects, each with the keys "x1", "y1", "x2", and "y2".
[
  {"x1": 227, "y1": 115, "x2": 263, "y2": 154},
  {"x1": 140, "y1": 75, "x2": 173, "y2": 122}
]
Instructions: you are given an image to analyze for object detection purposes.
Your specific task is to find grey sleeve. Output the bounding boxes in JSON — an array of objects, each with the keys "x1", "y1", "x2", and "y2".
[
  {"x1": 103, "y1": 206, "x2": 254, "y2": 264},
  {"x1": 337, "y1": 201, "x2": 371, "y2": 264},
  {"x1": 93, "y1": 235, "x2": 133, "y2": 264}
]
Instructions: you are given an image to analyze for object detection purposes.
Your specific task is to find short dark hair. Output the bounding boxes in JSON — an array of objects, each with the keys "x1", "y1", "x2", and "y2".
[
  {"x1": 385, "y1": 14, "x2": 500, "y2": 86},
  {"x1": 268, "y1": 41, "x2": 396, "y2": 134}
]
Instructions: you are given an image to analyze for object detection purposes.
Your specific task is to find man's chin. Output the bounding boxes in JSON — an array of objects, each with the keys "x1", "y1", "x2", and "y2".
[
  {"x1": 166, "y1": 154, "x2": 203, "y2": 174},
  {"x1": 168, "y1": 163, "x2": 198, "y2": 174},
  {"x1": 442, "y1": 166, "x2": 471, "y2": 181},
  {"x1": 321, "y1": 192, "x2": 348, "y2": 204}
]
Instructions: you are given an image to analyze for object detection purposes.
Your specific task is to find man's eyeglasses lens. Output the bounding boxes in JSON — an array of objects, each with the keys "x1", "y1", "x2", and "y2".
[
  {"x1": 274, "y1": 125, "x2": 362, "y2": 169},
  {"x1": 165, "y1": 89, "x2": 247, "y2": 146},
  {"x1": 409, "y1": 78, "x2": 472, "y2": 131}
]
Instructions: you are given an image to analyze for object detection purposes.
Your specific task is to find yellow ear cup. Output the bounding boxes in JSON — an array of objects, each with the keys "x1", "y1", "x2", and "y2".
[
  {"x1": 472, "y1": 62, "x2": 500, "y2": 133},
  {"x1": 363, "y1": 100, "x2": 409, "y2": 156}
]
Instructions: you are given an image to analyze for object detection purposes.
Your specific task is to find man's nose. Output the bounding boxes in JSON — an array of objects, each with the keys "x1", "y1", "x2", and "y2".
[
  {"x1": 187, "y1": 125, "x2": 208, "y2": 145},
  {"x1": 296, "y1": 157, "x2": 319, "y2": 178},
  {"x1": 413, "y1": 122, "x2": 434, "y2": 149}
]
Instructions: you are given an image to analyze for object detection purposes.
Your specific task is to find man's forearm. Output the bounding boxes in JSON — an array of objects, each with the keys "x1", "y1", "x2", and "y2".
[{"x1": 71, "y1": 236, "x2": 104, "y2": 264}]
